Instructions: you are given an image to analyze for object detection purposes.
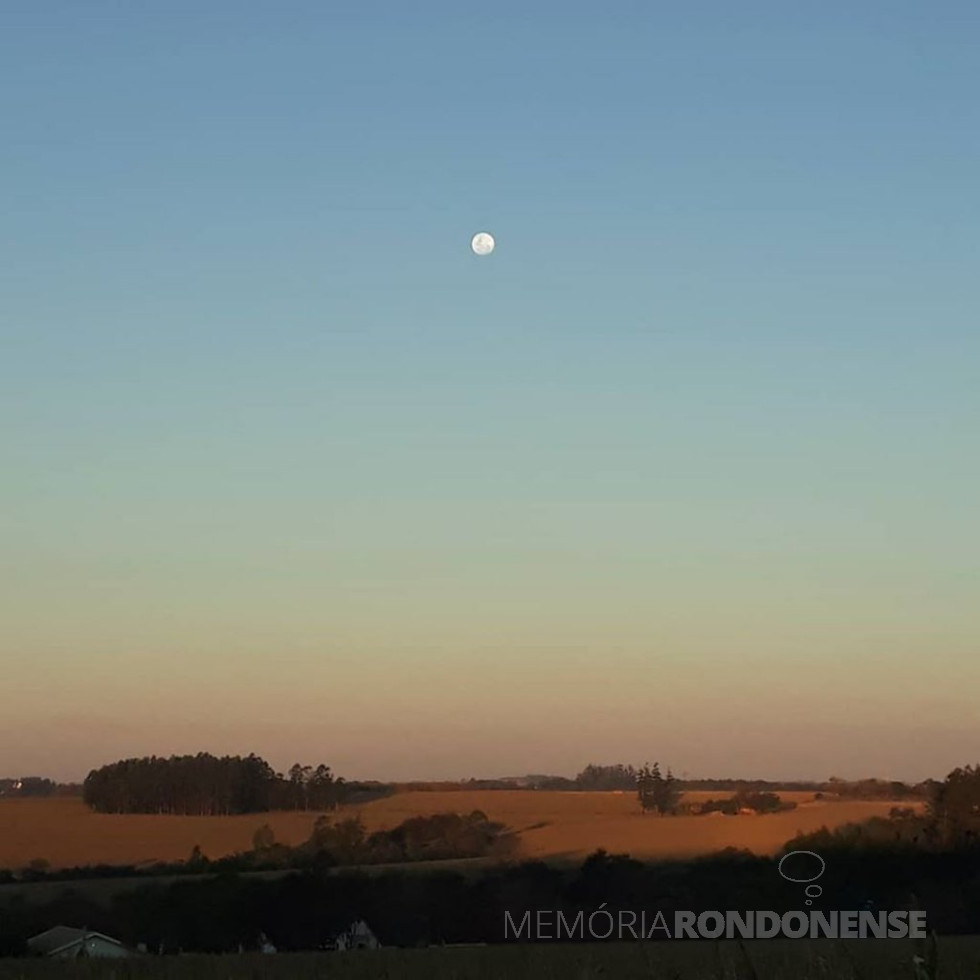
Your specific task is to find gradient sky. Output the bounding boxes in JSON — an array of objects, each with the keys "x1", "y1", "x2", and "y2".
[{"x1": 2, "y1": 2, "x2": 978, "y2": 784}]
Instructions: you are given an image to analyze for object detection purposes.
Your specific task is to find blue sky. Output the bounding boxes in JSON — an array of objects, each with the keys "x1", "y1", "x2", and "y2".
[{"x1": 1, "y1": 2, "x2": 978, "y2": 781}]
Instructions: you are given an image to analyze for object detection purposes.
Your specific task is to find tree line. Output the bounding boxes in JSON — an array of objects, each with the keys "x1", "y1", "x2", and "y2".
[
  {"x1": 81, "y1": 754, "x2": 387, "y2": 815},
  {"x1": 789, "y1": 764, "x2": 980, "y2": 853},
  {"x1": 0, "y1": 778, "x2": 55, "y2": 798},
  {"x1": 247, "y1": 809, "x2": 513, "y2": 869},
  {"x1": 3, "y1": 810, "x2": 514, "y2": 883},
  {"x1": 462, "y1": 766, "x2": 929, "y2": 799},
  {"x1": 78, "y1": 755, "x2": 929, "y2": 817},
  {"x1": 3, "y1": 844, "x2": 980, "y2": 956},
  {"x1": 19, "y1": 760, "x2": 931, "y2": 805},
  {"x1": 0, "y1": 777, "x2": 80, "y2": 798},
  {"x1": 583, "y1": 762, "x2": 910, "y2": 817}
]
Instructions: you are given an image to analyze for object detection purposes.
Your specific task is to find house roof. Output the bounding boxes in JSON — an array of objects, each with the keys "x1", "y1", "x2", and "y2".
[
  {"x1": 332, "y1": 918, "x2": 380, "y2": 942},
  {"x1": 28, "y1": 927, "x2": 125, "y2": 956}
]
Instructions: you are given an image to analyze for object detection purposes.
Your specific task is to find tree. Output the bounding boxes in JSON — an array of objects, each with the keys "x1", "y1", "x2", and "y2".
[
  {"x1": 637, "y1": 762, "x2": 680, "y2": 815},
  {"x1": 306, "y1": 815, "x2": 367, "y2": 864},
  {"x1": 309, "y1": 765, "x2": 338, "y2": 810},
  {"x1": 658, "y1": 767, "x2": 681, "y2": 816},
  {"x1": 637, "y1": 763, "x2": 657, "y2": 813},
  {"x1": 576, "y1": 764, "x2": 638, "y2": 791},
  {"x1": 928, "y1": 764, "x2": 980, "y2": 845}
]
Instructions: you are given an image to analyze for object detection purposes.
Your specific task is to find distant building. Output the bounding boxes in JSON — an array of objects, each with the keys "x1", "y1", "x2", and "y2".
[
  {"x1": 28, "y1": 927, "x2": 131, "y2": 959},
  {"x1": 332, "y1": 919, "x2": 381, "y2": 951}
]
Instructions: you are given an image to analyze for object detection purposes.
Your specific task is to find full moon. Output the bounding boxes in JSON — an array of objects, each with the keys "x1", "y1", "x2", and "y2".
[{"x1": 471, "y1": 232, "x2": 495, "y2": 256}]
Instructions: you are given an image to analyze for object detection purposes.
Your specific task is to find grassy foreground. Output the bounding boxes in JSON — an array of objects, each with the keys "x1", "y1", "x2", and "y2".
[{"x1": 0, "y1": 938, "x2": 978, "y2": 980}]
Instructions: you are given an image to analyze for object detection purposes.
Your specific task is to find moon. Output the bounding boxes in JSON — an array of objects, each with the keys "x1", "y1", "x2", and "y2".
[{"x1": 471, "y1": 232, "x2": 495, "y2": 256}]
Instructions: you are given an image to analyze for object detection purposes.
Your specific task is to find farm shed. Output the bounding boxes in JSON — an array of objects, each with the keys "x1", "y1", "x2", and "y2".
[{"x1": 28, "y1": 926, "x2": 131, "y2": 959}]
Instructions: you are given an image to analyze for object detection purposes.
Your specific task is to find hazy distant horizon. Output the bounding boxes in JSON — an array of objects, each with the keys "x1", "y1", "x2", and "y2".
[
  {"x1": 3, "y1": 724, "x2": 974, "y2": 787},
  {"x1": 3, "y1": 3, "x2": 977, "y2": 789}
]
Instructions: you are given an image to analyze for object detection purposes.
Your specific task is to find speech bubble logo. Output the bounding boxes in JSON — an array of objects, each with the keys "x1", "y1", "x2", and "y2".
[{"x1": 778, "y1": 850, "x2": 826, "y2": 906}]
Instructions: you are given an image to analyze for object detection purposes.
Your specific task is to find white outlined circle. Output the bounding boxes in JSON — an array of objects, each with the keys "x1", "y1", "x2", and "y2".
[{"x1": 778, "y1": 850, "x2": 826, "y2": 884}]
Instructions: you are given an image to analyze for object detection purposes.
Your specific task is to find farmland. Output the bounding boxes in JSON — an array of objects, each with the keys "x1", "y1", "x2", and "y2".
[
  {"x1": 343, "y1": 789, "x2": 917, "y2": 862},
  {"x1": 0, "y1": 791, "x2": 920, "y2": 872}
]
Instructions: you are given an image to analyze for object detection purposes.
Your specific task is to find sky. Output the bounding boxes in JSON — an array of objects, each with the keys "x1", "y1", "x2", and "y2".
[{"x1": 1, "y1": 1, "x2": 977, "y2": 784}]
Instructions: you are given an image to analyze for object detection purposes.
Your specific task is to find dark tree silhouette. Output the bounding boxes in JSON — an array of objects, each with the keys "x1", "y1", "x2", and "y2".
[
  {"x1": 637, "y1": 762, "x2": 680, "y2": 815},
  {"x1": 82, "y1": 753, "x2": 354, "y2": 815},
  {"x1": 575, "y1": 764, "x2": 638, "y2": 791},
  {"x1": 928, "y1": 764, "x2": 980, "y2": 845}
]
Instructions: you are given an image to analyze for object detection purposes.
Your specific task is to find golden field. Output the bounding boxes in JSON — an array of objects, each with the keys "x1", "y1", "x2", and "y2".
[
  {"x1": 344, "y1": 790, "x2": 921, "y2": 862},
  {"x1": 0, "y1": 792, "x2": 921, "y2": 871}
]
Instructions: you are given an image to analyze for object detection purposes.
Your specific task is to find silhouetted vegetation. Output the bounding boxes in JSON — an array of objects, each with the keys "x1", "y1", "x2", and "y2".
[
  {"x1": 406, "y1": 769, "x2": 930, "y2": 799},
  {"x1": 789, "y1": 764, "x2": 980, "y2": 855},
  {"x1": 295, "y1": 810, "x2": 515, "y2": 867},
  {"x1": 0, "y1": 778, "x2": 56, "y2": 798},
  {"x1": 1, "y1": 764, "x2": 978, "y2": 963},
  {"x1": 55, "y1": 755, "x2": 933, "y2": 808},
  {"x1": 1, "y1": 811, "x2": 514, "y2": 883},
  {"x1": 821, "y1": 776, "x2": 930, "y2": 801},
  {"x1": 637, "y1": 762, "x2": 681, "y2": 814},
  {"x1": 689, "y1": 790, "x2": 798, "y2": 816},
  {"x1": 574, "y1": 764, "x2": 638, "y2": 791},
  {"x1": 3, "y1": 844, "x2": 980, "y2": 955},
  {"x1": 82, "y1": 754, "x2": 393, "y2": 815}
]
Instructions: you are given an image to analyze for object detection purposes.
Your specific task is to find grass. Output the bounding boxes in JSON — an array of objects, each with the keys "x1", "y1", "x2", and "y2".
[
  {"x1": 0, "y1": 937, "x2": 977, "y2": 979},
  {"x1": 0, "y1": 793, "x2": 922, "y2": 872}
]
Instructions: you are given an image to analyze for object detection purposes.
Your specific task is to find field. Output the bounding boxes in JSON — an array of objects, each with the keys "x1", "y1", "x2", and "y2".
[
  {"x1": 344, "y1": 790, "x2": 916, "y2": 862},
  {"x1": 0, "y1": 792, "x2": 920, "y2": 871},
  {"x1": 0, "y1": 938, "x2": 978, "y2": 980}
]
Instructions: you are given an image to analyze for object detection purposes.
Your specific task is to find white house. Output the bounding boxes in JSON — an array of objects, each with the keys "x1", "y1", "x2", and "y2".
[
  {"x1": 332, "y1": 919, "x2": 381, "y2": 951},
  {"x1": 28, "y1": 926, "x2": 131, "y2": 959}
]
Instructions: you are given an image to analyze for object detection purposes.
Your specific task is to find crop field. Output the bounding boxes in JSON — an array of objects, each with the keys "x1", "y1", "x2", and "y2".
[
  {"x1": 0, "y1": 938, "x2": 977, "y2": 980},
  {"x1": 0, "y1": 799, "x2": 317, "y2": 871},
  {"x1": 0, "y1": 792, "x2": 921, "y2": 871},
  {"x1": 345, "y1": 790, "x2": 918, "y2": 862}
]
